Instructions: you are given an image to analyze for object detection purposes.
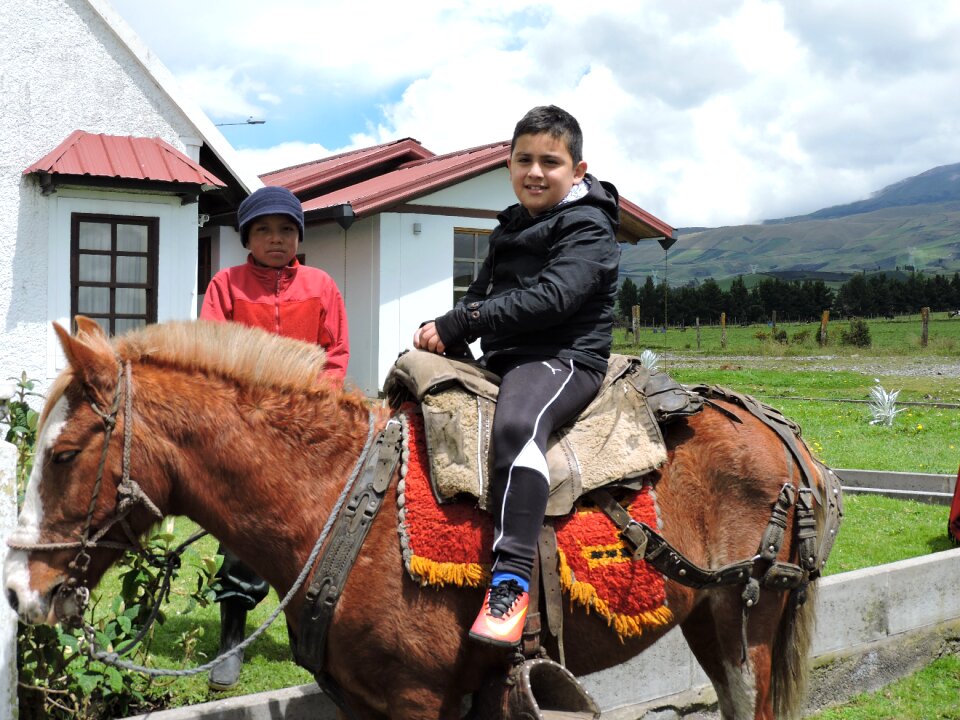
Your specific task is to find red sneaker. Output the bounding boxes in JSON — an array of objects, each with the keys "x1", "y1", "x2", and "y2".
[{"x1": 468, "y1": 580, "x2": 529, "y2": 647}]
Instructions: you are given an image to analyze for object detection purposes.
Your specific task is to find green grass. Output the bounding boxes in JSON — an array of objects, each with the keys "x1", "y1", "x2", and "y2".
[
  {"x1": 822, "y1": 494, "x2": 955, "y2": 576},
  {"x1": 615, "y1": 314, "x2": 960, "y2": 357},
  {"x1": 93, "y1": 525, "x2": 312, "y2": 708},
  {"x1": 807, "y1": 653, "x2": 960, "y2": 719}
]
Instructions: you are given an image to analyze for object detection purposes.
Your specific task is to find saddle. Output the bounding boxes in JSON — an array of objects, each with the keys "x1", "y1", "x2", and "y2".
[{"x1": 383, "y1": 350, "x2": 703, "y2": 515}]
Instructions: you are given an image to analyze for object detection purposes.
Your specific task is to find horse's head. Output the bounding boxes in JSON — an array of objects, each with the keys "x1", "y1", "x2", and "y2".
[{"x1": 4, "y1": 317, "x2": 165, "y2": 626}]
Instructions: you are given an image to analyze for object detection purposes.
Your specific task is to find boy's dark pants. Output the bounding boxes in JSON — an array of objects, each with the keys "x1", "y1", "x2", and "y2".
[
  {"x1": 487, "y1": 355, "x2": 603, "y2": 582},
  {"x1": 216, "y1": 545, "x2": 270, "y2": 609}
]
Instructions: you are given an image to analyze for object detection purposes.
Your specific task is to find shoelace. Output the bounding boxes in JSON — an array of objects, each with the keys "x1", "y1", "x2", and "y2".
[{"x1": 487, "y1": 580, "x2": 523, "y2": 618}]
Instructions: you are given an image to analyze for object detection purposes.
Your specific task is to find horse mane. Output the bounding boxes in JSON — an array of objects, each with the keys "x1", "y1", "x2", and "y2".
[
  {"x1": 114, "y1": 320, "x2": 328, "y2": 393},
  {"x1": 41, "y1": 320, "x2": 335, "y2": 428}
]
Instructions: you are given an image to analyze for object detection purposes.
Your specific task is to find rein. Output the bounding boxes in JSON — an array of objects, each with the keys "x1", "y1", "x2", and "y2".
[{"x1": 86, "y1": 406, "x2": 379, "y2": 678}]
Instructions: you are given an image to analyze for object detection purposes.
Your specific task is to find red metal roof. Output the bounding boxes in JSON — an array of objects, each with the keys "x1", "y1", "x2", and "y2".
[
  {"x1": 301, "y1": 140, "x2": 510, "y2": 216},
  {"x1": 261, "y1": 138, "x2": 434, "y2": 195},
  {"x1": 296, "y1": 139, "x2": 675, "y2": 241},
  {"x1": 23, "y1": 130, "x2": 226, "y2": 187}
]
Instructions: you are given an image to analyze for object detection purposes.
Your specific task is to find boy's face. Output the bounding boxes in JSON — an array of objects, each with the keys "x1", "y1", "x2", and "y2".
[
  {"x1": 247, "y1": 214, "x2": 300, "y2": 268},
  {"x1": 508, "y1": 132, "x2": 587, "y2": 217}
]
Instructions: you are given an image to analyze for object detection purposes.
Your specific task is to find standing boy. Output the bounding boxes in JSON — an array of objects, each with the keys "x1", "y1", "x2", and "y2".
[
  {"x1": 414, "y1": 105, "x2": 621, "y2": 647},
  {"x1": 201, "y1": 185, "x2": 349, "y2": 687}
]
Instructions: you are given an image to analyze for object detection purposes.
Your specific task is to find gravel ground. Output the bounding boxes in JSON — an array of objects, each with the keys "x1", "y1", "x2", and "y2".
[{"x1": 659, "y1": 354, "x2": 960, "y2": 378}]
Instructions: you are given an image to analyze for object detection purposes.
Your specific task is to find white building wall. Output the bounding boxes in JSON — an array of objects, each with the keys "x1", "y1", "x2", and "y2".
[
  {"x1": 0, "y1": 0, "x2": 203, "y2": 397},
  {"x1": 409, "y1": 168, "x2": 512, "y2": 209},
  {"x1": 43, "y1": 189, "x2": 201, "y2": 376}
]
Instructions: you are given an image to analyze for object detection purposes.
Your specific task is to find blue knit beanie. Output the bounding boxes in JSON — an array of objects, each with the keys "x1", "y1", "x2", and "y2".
[{"x1": 237, "y1": 186, "x2": 304, "y2": 246}]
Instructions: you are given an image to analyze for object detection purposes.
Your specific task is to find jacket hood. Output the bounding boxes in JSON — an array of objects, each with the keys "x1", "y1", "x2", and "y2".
[{"x1": 499, "y1": 173, "x2": 620, "y2": 232}]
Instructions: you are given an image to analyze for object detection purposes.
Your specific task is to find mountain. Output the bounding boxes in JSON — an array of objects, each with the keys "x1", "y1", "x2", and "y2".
[{"x1": 621, "y1": 163, "x2": 960, "y2": 286}]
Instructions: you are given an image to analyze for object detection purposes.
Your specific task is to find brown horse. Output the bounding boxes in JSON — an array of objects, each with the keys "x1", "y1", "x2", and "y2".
[{"x1": 5, "y1": 318, "x2": 834, "y2": 720}]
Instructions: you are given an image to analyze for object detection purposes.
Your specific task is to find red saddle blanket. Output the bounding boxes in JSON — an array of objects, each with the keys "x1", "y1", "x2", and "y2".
[{"x1": 397, "y1": 409, "x2": 673, "y2": 640}]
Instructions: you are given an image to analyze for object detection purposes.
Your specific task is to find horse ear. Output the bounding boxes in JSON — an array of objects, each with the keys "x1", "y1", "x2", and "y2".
[
  {"x1": 74, "y1": 315, "x2": 106, "y2": 339},
  {"x1": 53, "y1": 320, "x2": 118, "y2": 393}
]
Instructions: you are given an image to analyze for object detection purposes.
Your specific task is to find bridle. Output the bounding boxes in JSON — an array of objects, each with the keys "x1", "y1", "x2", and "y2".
[
  {"x1": 7, "y1": 354, "x2": 383, "y2": 678},
  {"x1": 7, "y1": 358, "x2": 166, "y2": 626}
]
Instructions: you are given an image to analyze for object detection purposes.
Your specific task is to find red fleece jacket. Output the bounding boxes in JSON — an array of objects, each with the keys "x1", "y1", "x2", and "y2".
[{"x1": 200, "y1": 255, "x2": 349, "y2": 381}]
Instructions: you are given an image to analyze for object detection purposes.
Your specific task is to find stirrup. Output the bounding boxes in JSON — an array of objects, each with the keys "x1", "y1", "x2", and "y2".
[{"x1": 507, "y1": 658, "x2": 600, "y2": 719}]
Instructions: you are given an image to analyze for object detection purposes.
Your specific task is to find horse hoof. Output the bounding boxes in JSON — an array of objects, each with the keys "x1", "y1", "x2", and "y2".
[{"x1": 209, "y1": 651, "x2": 243, "y2": 690}]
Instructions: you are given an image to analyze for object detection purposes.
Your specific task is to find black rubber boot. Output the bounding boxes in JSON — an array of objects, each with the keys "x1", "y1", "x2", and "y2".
[{"x1": 208, "y1": 600, "x2": 247, "y2": 690}]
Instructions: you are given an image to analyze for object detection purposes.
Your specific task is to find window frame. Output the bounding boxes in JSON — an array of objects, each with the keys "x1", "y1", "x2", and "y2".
[
  {"x1": 70, "y1": 212, "x2": 159, "y2": 335},
  {"x1": 453, "y1": 227, "x2": 491, "y2": 304}
]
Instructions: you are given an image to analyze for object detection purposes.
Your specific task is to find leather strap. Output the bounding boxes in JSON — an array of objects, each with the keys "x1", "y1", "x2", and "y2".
[
  {"x1": 521, "y1": 541, "x2": 542, "y2": 659},
  {"x1": 538, "y1": 525, "x2": 565, "y2": 665},
  {"x1": 294, "y1": 419, "x2": 403, "y2": 679},
  {"x1": 592, "y1": 488, "x2": 806, "y2": 591}
]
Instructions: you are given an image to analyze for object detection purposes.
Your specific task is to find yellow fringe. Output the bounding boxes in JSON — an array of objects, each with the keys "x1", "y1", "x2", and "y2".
[
  {"x1": 558, "y1": 548, "x2": 673, "y2": 641},
  {"x1": 408, "y1": 555, "x2": 489, "y2": 588}
]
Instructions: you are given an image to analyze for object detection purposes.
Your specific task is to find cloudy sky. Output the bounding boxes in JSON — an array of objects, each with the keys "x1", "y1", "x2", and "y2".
[{"x1": 110, "y1": 0, "x2": 960, "y2": 228}]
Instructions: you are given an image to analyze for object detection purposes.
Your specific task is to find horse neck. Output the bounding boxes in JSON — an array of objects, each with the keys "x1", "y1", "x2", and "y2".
[{"x1": 134, "y1": 364, "x2": 384, "y2": 596}]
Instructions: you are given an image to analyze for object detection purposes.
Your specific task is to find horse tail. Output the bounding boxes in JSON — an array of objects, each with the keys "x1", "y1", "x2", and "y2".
[
  {"x1": 771, "y1": 579, "x2": 816, "y2": 720},
  {"x1": 773, "y1": 457, "x2": 837, "y2": 720}
]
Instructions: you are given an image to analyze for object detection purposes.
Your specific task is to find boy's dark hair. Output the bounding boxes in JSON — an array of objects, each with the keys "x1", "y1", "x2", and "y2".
[{"x1": 511, "y1": 105, "x2": 583, "y2": 165}]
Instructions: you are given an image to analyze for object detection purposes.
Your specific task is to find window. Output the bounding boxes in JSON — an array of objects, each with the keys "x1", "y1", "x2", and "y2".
[
  {"x1": 453, "y1": 228, "x2": 490, "y2": 304},
  {"x1": 71, "y1": 214, "x2": 158, "y2": 335}
]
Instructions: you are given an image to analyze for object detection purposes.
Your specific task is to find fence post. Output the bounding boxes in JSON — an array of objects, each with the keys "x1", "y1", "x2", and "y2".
[
  {"x1": 1, "y1": 440, "x2": 18, "y2": 719},
  {"x1": 632, "y1": 305, "x2": 640, "y2": 348},
  {"x1": 819, "y1": 310, "x2": 830, "y2": 346},
  {"x1": 720, "y1": 312, "x2": 727, "y2": 349},
  {"x1": 921, "y1": 307, "x2": 930, "y2": 347},
  {"x1": 695, "y1": 317, "x2": 701, "y2": 350}
]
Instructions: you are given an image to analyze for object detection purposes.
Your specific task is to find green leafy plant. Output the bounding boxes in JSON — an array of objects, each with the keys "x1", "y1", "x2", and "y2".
[
  {"x1": 2, "y1": 372, "x2": 42, "y2": 502},
  {"x1": 639, "y1": 349, "x2": 661, "y2": 371},
  {"x1": 840, "y1": 318, "x2": 872, "y2": 347},
  {"x1": 868, "y1": 381, "x2": 904, "y2": 426}
]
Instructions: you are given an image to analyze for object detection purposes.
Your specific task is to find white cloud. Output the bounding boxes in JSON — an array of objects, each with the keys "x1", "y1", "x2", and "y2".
[
  {"x1": 236, "y1": 141, "x2": 334, "y2": 175},
  {"x1": 111, "y1": 0, "x2": 960, "y2": 227}
]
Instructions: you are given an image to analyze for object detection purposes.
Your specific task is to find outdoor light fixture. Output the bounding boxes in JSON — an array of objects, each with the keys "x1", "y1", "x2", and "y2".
[{"x1": 214, "y1": 117, "x2": 266, "y2": 127}]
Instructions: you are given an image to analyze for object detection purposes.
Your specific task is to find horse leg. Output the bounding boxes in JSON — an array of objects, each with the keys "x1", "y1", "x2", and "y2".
[{"x1": 680, "y1": 589, "x2": 777, "y2": 720}]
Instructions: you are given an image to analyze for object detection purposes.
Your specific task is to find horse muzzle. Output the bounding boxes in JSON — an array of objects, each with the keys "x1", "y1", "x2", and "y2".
[{"x1": 3, "y1": 551, "x2": 63, "y2": 625}]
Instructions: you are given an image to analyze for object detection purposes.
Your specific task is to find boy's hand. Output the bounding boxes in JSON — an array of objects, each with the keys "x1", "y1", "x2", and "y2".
[{"x1": 413, "y1": 322, "x2": 446, "y2": 354}]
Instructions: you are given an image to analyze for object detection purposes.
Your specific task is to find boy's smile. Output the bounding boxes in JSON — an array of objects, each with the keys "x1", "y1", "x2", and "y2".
[
  {"x1": 246, "y1": 214, "x2": 300, "y2": 268},
  {"x1": 508, "y1": 132, "x2": 587, "y2": 217}
]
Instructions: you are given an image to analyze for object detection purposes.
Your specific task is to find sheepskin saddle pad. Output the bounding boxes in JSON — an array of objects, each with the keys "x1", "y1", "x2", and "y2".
[
  {"x1": 395, "y1": 406, "x2": 674, "y2": 640},
  {"x1": 383, "y1": 350, "x2": 702, "y2": 517}
]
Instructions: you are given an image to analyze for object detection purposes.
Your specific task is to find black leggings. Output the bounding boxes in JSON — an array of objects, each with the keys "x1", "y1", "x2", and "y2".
[{"x1": 487, "y1": 355, "x2": 603, "y2": 581}]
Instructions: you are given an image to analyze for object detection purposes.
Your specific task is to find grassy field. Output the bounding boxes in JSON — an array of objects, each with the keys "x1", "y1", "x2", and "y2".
[
  {"x1": 615, "y1": 313, "x2": 960, "y2": 357},
  {"x1": 72, "y1": 315, "x2": 960, "y2": 712}
]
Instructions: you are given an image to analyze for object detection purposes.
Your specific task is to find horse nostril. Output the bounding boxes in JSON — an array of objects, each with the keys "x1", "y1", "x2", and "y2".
[{"x1": 6, "y1": 589, "x2": 18, "y2": 613}]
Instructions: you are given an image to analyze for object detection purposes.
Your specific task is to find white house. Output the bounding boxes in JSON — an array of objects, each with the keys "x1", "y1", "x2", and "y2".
[
  {"x1": 0, "y1": 0, "x2": 676, "y2": 403},
  {"x1": 0, "y1": 0, "x2": 259, "y2": 400},
  {"x1": 261, "y1": 140, "x2": 677, "y2": 395}
]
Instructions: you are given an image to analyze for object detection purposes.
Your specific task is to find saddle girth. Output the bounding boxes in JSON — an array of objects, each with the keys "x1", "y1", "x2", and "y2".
[{"x1": 292, "y1": 418, "x2": 404, "y2": 711}]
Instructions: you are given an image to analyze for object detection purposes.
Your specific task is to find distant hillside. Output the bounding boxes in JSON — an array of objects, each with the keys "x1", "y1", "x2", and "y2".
[
  {"x1": 621, "y1": 163, "x2": 960, "y2": 286},
  {"x1": 768, "y1": 162, "x2": 960, "y2": 223}
]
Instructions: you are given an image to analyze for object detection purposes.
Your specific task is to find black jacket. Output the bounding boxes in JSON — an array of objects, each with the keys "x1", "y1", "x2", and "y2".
[{"x1": 435, "y1": 175, "x2": 620, "y2": 373}]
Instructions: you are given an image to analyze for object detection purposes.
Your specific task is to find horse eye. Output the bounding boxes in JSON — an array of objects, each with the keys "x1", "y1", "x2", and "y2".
[{"x1": 52, "y1": 450, "x2": 80, "y2": 464}]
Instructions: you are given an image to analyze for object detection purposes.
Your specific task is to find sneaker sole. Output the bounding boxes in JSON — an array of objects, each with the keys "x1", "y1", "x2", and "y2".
[{"x1": 468, "y1": 628, "x2": 522, "y2": 648}]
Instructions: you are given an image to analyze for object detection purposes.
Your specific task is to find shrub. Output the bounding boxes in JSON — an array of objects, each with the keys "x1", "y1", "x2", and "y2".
[
  {"x1": 773, "y1": 329, "x2": 788, "y2": 344},
  {"x1": 754, "y1": 331, "x2": 769, "y2": 341},
  {"x1": 840, "y1": 318, "x2": 872, "y2": 347},
  {"x1": 791, "y1": 329, "x2": 810, "y2": 344}
]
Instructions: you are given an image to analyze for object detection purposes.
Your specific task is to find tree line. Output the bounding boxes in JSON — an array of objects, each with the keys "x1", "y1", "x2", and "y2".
[{"x1": 616, "y1": 272, "x2": 960, "y2": 326}]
